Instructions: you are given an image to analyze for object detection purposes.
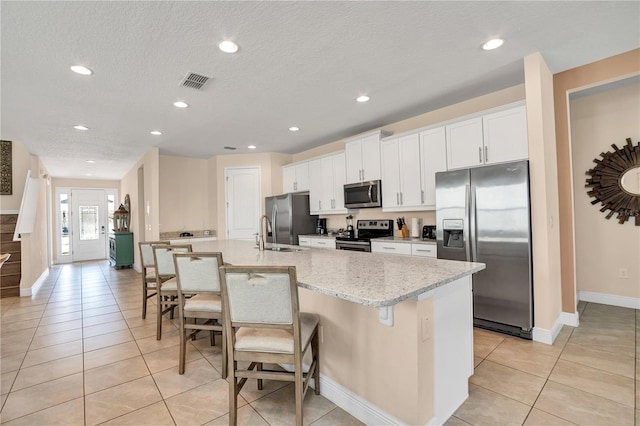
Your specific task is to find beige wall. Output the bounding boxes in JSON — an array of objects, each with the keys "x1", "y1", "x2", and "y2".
[
  {"x1": 120, "y1": 148, "x2": 160, "y2": 268},
  {"x1": 0, "y1": 141, "x2": 32, "y2": 212},
  {"x1": 0, "y1": 142, "x2": 51, "y2": 291},
  {"x1": 524, "y1": 52, "x2": 563, "y2": 331},
  {"x1": 554, "y1": 48, "x2": 640, "y2": 312},
  {"x1": 570, "y1": 82, "x2": 640, "y2": 299},
  {"x1": 159, "y1": 155, "x2": 210, "y2": 233}
]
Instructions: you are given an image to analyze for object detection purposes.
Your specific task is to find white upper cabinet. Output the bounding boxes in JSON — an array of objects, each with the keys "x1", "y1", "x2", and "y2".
[
  {"x1": 420, "y1": 127, "x2": 448, "y2": 208},
  {"x1": 446, "y1": 104, "x2": 528, "y2": 170},
  {"x1": 345, "y1": 131, "x2": 390, "y2": 184},
  {"x1": 446, "y1": 117, "x2": 484, "y2": 170},
  {"x1": 309, "y1": 152, "x2": 347, "y2": 214},
  {"x1": 282, "y1": 161, "x2": 310, "y2": 193},
  {"x1": 381, "y1": 134, "x2": 423, "y2": 210},
  {"x1": 482, "y1": 105, "x2": 528, "y2": 165}
]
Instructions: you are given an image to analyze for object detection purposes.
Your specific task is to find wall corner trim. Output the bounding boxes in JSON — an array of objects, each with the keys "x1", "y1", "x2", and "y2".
[
  {"x1": 19, "y1": 267, "x2": 49, "y2": 297},
  {"x1": 560, "y1": 311, "x2": 580, "y2": 327},
  {"x1": 532, "y1": 313, "x2": 564, "y2": 345},
  {"x1": 578, "y1": 291, "x2": 640, "y2": 310}
]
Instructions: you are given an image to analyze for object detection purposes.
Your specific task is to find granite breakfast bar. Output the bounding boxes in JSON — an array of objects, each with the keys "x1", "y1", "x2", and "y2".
[{"x1": 191, "y1": 239, "x2": 485, "y2": 425}]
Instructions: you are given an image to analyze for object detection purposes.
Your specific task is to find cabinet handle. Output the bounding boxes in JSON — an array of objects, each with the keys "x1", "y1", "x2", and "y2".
[
  {"x1": 396, "y1": 193, "x2": 400, "y2": 204},
  {"x1": 478, "y1": 147, "x2": 483, "y2": 163},
  {"x1": 383, "y1": 246, "x2": 396, "y2": 250},
  {"x1": 400, "y1": 192, "x2": 403, "y2": 205},
  {"x1": 421, "y1": 190, "x2": 424, "y2": 204},
  {"x1": 360, "y1": 169, "x2": 363, "y2": 180},
  {"x1": 331, "y1": 199, "x2": 335, "y2": 209},
  {"x1": 484, "y1": 146, "x2": 488, "y2": 162},
  {"x1": 415, "y1": 249, "x2": 432, "y2": 252},
  {"x1": 318, "y1": 241, "x2": 326, "y2": 245},
  {"x1": 319, "y1": 200, "x2": 322, "y2": 210}
]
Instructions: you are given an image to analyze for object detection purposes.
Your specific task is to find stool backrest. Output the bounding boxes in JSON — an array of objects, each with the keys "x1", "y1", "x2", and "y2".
[
  {"x1": 139, "y1": 241, "x2": 169, "y2": 268},
  {"x1": 174, "y1": 252, "x2": 223, "y2": 294},
  {"x1": 152, "y1": 244, "x2": 192, "y2": 277}
]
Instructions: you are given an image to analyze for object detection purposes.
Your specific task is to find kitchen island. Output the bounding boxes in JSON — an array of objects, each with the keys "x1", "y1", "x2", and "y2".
[{"x1": 191, "y1": 239, "x2": 485, "y2": 425}]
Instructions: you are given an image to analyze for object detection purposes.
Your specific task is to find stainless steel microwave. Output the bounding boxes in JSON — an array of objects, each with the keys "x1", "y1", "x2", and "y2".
[{"x1": 343, "y1": 180, "x2": 382, "y2": 208}]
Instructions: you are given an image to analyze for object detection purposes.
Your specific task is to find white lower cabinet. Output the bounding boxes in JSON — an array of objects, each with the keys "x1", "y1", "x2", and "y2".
[
  {"x1": 411, "y1": 244, "x2": 437, "y2": 258},
  {"x1": 298, "y1": 237, "x2": 311, "y2": 247},
  {"x1": 370, "y1": 241, "x2": 412, "y2": 256},
  {"x1": 310, "y1": 238, "x2": 336, "y2": 249},
  {"x1": 371, "y1": 240, "x2": 437, "y2": 258}
]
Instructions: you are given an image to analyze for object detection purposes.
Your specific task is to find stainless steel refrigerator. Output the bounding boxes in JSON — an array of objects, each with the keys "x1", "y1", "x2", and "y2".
[
  {"x1": 265, "y1": 193, "x2": 318, "y2": 245},
  {"x1": 435, "y1": 160, "x2": 533, "y2": 339}
]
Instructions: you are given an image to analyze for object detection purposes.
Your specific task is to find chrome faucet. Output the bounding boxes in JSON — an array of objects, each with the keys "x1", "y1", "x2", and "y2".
[{"x1": 258, "y1": 214, "x2": 272, "y2": 251}]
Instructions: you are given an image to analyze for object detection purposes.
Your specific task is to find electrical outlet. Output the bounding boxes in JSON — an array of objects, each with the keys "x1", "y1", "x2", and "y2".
[
  {"x1": 421, "y1": 316, "x2": 431, "y2": 341},
  {"x1": 619, "y1": 268, "x2": 628, "y2": 279}
]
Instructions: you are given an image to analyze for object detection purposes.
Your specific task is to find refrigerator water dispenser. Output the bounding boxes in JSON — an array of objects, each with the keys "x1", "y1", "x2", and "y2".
[{"x1": 442, "y1": 219, "x2": 464, "y2": 248}]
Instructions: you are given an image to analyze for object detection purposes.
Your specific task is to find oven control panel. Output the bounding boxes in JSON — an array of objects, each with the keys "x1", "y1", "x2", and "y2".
[{"x1": 357, "y1": 220, "x2": 393, "y2": 230}]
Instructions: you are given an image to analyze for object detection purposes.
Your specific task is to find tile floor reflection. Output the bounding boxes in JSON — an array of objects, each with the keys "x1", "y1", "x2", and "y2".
[{"x1": 1, "y1": 261, "x2": 638, "y2": 425}]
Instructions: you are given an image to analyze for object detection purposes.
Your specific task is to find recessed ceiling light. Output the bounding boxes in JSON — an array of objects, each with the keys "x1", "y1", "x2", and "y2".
[
  {"x1": 85, "y1": 173, "x2": 92, "y2": 176},
  {"x1": 289, "y1": 126, "x2": 299, "y2": 132},
  {"x1": 150, "y1": 130, "x2": 162, "y2": 136},
  {"x1": 173, "y1": 101, "x2": 189, "y2": 108},
  {"x1": 86, "y1": 160, "x2": 96, "y2": 164},
  {"x1": 70, "y1": 65, "x2": 93, "y2": 75},
  {"x1": 218, "y1": 40, "x2": 239, "y2": 54},
  {"x1": 73, "y1": 125, "x2": 88, "y2": 130},
  {"x1": 356, "y1": 95, "x2": 370, "y2": 103},
  {"x1": 248, "y1": 145, "x2": 257, "y2": 149},
  {"x1": 482, "y1": 38, "x2": 504, "y2": 51}
]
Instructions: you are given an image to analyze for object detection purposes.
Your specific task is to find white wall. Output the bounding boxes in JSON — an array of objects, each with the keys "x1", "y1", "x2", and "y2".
[{"x1": 570, "y1": 82, "x2": 640, "y2": 301}]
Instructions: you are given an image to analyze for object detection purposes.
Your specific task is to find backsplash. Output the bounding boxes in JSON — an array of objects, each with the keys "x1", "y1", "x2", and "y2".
[
  {"x1": 159, "y1": 229, "x2": 216, "y2": 239},
  {"x1": 322, "y1": 210, "x2": 436, "y2": 236}
]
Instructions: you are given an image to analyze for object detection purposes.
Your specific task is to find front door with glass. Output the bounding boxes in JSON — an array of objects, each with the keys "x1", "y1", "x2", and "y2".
[{"x1": 71, "y1": 189, "x2": 108, "y2": 262}]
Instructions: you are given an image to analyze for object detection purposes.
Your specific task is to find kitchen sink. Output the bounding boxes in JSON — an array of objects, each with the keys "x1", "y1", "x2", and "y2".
[{"x1": 254, "y1": 246, "x2": 302, "y2": 252}]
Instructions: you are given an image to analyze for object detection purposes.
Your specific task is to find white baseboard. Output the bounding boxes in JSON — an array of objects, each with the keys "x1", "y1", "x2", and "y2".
[
  {"x1": 133, "y1": 263, "x2": 142, "y2": 273},
  {"x1": 0, "y1": 210, "x2": 20, "y2": 214},
  {"x1": 560, "y1": 311, "x2": 580, "y2": 327},
  {"x1": 317, "y1": 374, "x2": 409, "y2": 426},
  {"x1": 532, "y1": 313, "x2": 564, "y2": 345},
  {"x1": 578, "y1": 291, "x2": 640, "y2": 309},
  {"x1": 20, "y1": 268, "x2": 49, "y2": 297}
]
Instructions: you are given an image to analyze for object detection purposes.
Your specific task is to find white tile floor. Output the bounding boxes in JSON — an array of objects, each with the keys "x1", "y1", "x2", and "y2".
[
  {"x1": 1, "y1": 261, "x2": 638, "y2": 425},
  {"x1": 0, "y1": 261, "x2": 362, "y2": 425}
]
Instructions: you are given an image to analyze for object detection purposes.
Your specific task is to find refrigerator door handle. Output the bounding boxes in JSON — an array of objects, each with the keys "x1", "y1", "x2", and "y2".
[
  {"x1": 464, "y1": 183, "x2": 472, "y2": 262},
  {"x1": 469, "y1": 185, "x2": 477, "y2": 262},
  {"x1": 271, "y1": 204, "x2": 277, "y2": 245}
]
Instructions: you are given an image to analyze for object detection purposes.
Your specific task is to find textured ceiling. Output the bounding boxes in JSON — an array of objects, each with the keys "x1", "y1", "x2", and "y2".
[{"x1": 2, "y1": 1, "x2": 638, "y2": 180}]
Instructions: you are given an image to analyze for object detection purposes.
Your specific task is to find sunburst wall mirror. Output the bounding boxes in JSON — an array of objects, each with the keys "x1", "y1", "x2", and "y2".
[{"x1": 586, "y1": 137, "x2": 640, "y2": 225}]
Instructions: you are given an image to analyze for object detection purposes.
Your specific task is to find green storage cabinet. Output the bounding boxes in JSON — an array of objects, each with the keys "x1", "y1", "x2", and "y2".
[{"x1": 109, "y1": 232, "x2": 134, "y2": 269}]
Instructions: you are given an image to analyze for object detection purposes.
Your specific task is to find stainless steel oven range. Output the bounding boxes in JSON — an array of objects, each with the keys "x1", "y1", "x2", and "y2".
[{"x1": 335, "y1": 219, "x2": 394, "y2": 252}]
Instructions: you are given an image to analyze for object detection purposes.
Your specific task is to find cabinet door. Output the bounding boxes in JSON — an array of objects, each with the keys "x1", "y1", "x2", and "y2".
[
  {"x1": 360, "y1": 133, "x2": 382, "y2": 181},
  {"x1": 420, "y1": 127, "x2": 447, "y2": 208},
  {"x1": 308, "y1": 159, "x2": 323, "y2": 214},
  {"x1": 482, "y1": 105, "x2": 528, "y2": 165},
  {"x1": 310, "y1": 238, "x2": 336, "y2": 249},
  {"x1": 398, "y1": 134, "x2": 422, "y2": 207},
  {"x1": 331, "y1": 153, "x2": 347, "y2": 211},
  {"x1": 381, "y1": 139, "x2": 401, "y2": 208},
  {"x1": 319, "y1": 156, "x2": 334, "y2": 212},
  {"x1": 295, "y1": 162, "x2": 310, "y2": 192},
  {"x1": 298, "y1": 237, "x2": 312, "y2": 247},
  {"x1": 371, "y1": 241, "x2": 412, "y2": 256},
  {"x1": 411, "y1": 243, "x2": 437, "y2": 258},
  {"x1": 282, "y1": 165, "x2": 296, "y2": 193},
  {"x1": 344, "y1": 140, "x2": 363, "y2": 184},
  {"x1": 446, "y1": 117, "x2": 484, "y2": 170}
]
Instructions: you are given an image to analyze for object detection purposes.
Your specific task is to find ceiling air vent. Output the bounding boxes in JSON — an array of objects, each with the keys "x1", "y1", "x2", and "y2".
[{"x1": 180, "y1": 72, "x2": 210, "y2": 90}]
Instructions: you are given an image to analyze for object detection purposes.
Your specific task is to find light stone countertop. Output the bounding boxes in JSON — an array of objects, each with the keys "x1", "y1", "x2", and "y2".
[
  {"x1": 190, "y1": 239, "x2": 484, "y2": 307},
  {"x1": 298, "y1": 234, "x2": 337, "y2": 239}
]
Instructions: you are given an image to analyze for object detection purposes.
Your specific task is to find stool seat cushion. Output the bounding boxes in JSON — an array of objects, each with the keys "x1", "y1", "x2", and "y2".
[
  {"x1": 235, "y1": 312, "x2": 319, "y2": 354},
  {"x1": 184, "y1": 294, "x2": 222, "y2": 313}
]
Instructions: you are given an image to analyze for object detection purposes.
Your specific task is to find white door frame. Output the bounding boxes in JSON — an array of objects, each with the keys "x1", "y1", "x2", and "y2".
[{"x1": 224, "y1": 166, "x2": 262, "y2": 240}]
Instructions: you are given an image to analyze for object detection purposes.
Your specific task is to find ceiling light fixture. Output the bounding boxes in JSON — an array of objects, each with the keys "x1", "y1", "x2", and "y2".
[
  {"x1": 70, "y1": 65, "x2": 93, "y2": 75},
  {"x1": 289, "y1": 126, "x2": 299, "y2": 132},
  {"x1": 356, "y1": 95, "x2": 370, "y2": 103},
  {"x1": 74, "y1": 125, "x2": 88, "y2": 130},
  {"x1": 150, "y1": 130, "x2": 162, "y2": 135},
  {"x1": 218, "y1": 40, "x2": 239, "y2": 54},
  {"x1": 173, "y1": 101, "x2": 189, "y2": 108},
  {"x1": 86, "y1": 160, "x2": 96, "y2": 164},
  {"x1": 85, "y1": 173, "x2": 92, "y2": 177},
  {"x1": 482, "y1": 38, "x2": 504, "y2": 51},
  {"x1": 248, "y1": 145, "x2": 256, "y2": 149}
]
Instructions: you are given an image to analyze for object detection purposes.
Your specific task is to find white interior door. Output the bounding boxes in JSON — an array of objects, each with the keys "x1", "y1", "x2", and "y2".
[
  {"x1": 225, "y1": 167, "x2": 261, "y2": 240},
  {"x1": 71, "y1": 189, "x2": 107, "y2": 261}
]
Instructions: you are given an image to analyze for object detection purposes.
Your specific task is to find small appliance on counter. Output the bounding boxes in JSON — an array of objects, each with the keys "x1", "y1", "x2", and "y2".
[
  {"x1": 422, "y1": 225, "x2": 436, "y2": 240},
  {"x1": 316, "y1": 218, "x2": 327, "y2": 235},
  {"x1": 345, "y1": 215, "x2": 355, "y2": 238}
]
